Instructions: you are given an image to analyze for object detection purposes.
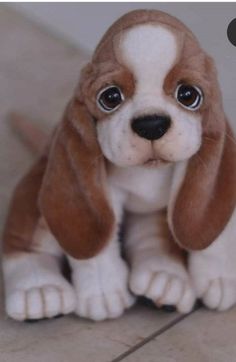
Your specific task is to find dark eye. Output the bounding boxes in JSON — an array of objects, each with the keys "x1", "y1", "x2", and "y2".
[
  {"x1": 97, "y1": 86, "x2": 124, "y2": 112},
  {"x1": 175, "y1": 84, "x2": 203, "y2": 111}
]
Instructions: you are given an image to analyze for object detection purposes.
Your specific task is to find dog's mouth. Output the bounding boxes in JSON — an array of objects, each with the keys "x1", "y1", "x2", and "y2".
[
  {"x1": 143, "y1": 157, "x2": 168, "y2": 167},
  {"x1": 142, "y1": 143, "x2": 170, "y2": 167}
]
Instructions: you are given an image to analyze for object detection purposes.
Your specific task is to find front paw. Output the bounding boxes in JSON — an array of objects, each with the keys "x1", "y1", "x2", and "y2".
[
  {"x1": 190, "y1": 252, "x2": 236, "y2": 311},
  {"x1": 75, "y1": 288, "x2": 135, "y2": 321},
  {"x1": 6, "y1": 283, "x2": 76, "y2": 321},
  {"x1": 195, "y1": 278, "x2": 236, "y2": 311},
  {"x1": 72, "y1": 259, "x2": 135, "y2": 321},
  {"x1": 130, "y1": 263, "x2": 195, "y2": 314}
]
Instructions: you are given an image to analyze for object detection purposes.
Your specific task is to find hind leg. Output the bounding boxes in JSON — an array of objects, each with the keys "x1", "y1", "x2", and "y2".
[{"x1": 3, "y1": 218, "x2": 75, "y2": 321}]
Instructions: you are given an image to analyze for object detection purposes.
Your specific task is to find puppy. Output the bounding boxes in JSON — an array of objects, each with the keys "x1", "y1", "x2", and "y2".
[{"x1": 3, "y1": 9, "x2": 236, "y2": 321}]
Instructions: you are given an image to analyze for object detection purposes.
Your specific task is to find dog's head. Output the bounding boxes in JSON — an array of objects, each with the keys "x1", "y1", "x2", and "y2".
[
  {"x1": 80, "y1": 12, "x2": 204, "y2": 167},
  {"x1": 39, "y1": 10, "x2": 236, "y2": 258}
]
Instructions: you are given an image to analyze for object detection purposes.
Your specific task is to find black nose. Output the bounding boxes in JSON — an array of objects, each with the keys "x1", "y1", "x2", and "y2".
[{"x1": 131, "y1": 114, "x2": 171, "y2": 140}]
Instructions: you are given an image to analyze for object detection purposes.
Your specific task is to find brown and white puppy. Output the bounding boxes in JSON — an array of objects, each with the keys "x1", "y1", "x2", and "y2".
[{"x1": 3, "y1": 9, "x2": 236, "y2": 321}]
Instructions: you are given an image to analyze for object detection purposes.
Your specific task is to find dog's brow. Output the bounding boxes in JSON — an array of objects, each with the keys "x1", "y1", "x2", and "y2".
[{"x1": 119, "y1": 25, "x2": 178, "y2": 89}]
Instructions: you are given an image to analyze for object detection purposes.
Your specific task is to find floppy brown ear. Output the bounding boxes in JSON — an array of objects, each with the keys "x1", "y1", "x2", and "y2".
[
  {"x1": 39, "y1": 99, "x2": 115, "y2": 259},
  {"x1": 168, "y1": 58, "x2": 236, "y2": 251}
]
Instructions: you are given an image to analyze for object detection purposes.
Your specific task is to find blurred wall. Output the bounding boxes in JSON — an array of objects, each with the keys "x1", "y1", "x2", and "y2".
[
  {"x1": 9, "y1": 3, "x2": 236, "y2": 109},
  {"x1": 10, "y1": 3, "x2": 235, "y2": 52}
]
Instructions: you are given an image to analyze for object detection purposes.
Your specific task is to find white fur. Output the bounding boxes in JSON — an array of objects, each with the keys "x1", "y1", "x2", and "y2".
[
  {"x1": 97, "y1": 25, "x2": 202, "y2": 167},
  {"x1": 67, "y1": 184, "x2": 135, "y2": 321},
  {"x1": 190, "y1": 207, "x2": 236, "y2": 311},
  {"x1": 3, "y1": 219, "x2": 75, "y2": 321},
  {"x1": 68, "y1": 239, "x2": 135, "y2": 321},
  {"x1": 125, "y1": 212, "x2": 196, "y2": 313},
  {"x1": 3, "y1": 253, "x2": 75, "y2": 321},
  {"x1": 119, "y1": 24, "x2": 177, "y2": 90},
  {"x1": 108, "y1": 162, "x2": 173, "y2": 214}
]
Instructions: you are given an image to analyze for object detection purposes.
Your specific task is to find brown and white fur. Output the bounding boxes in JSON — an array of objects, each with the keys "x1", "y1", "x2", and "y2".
[{"x1": 3, "y1": 10, "x2": 236, "y2": 321}]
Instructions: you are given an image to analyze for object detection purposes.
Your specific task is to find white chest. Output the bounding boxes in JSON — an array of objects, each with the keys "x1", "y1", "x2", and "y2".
[{"x1": 108, "y1": 164, "x2": 173, "y2": 214}]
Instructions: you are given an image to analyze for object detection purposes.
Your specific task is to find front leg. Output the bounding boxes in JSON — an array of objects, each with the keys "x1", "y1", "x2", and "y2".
[
  {"x1": 189, "y1": 208, "x2": 236, "y2": 311},
  {"x1": 68, "y1": 187, "x2": 135, "y2": 321},
  {"x1": 125, "y1": 211, "x2": 196, "y2": 313},
  {"x1": 68, "y1": 239, "x2": 134, "y2": 321}
]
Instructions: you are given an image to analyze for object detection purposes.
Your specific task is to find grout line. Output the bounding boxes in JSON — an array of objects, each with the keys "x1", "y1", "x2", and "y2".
[{"x1": 110, "y1": 307, "x2": 200, "y2": 362}]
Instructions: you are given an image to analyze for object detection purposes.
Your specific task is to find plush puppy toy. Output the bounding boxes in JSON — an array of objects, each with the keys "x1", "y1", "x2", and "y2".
[{"x1": 3, "y1": 9, "x2": 236, "y2": 321}]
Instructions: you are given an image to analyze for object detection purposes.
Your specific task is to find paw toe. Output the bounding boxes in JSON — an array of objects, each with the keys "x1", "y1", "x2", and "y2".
[
  {"x1": 129, "y1": 268, "x2": 153, "y2": 295},
  {"x1": 6, "y1": 290, "x2": 26, "y2": 321},
  {"x1": 75, "y1": 289, "x2": 135, "y2": 321},
  {"x1": 42, "y1": 285, "x2": 62, "y2": 318},
  {"x1": 158, "y1": 277, "x2": 183, "y2": 306},
  {"x1": 146, "y1": 272, "x2": 168, "y2": 300},
  {"x1": 61, "y1": 286, "x2": 76, "y2": 314},
  {"x1": 26, "y1": 288, "x2": 44, "y2": 319},
  {"x1": 201, "y1": 278, "x2": 236, "y2": 311},
  {"x1": 157, "y1": 276, "x2": 195, "y2": 313},
  {"x1": 87, "y1": 296, "x2": 108, "y2": 321},
  {"x1": 6, "y1": 283, "x2": 75, "y2": 321},
  {"x1": 218, "y1": 279, "x2": 236, "y2": 311},
  {"x1": 202, "y1": 279, "x2": 221, "y2": 310},
  {"x1": 130, "y1": 268, "x2": 195, "y2": 314},
  {"x1": 177, "y1": 284, "x2": 196, "y2": 313},
  {"x1": 105, "y1": 292, "x2": 125, "y2": 319}
]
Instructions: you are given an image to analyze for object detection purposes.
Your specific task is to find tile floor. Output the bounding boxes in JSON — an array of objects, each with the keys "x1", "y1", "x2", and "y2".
[{"x1": 1, "y1": 4, "x2": 236, "y2": 362}]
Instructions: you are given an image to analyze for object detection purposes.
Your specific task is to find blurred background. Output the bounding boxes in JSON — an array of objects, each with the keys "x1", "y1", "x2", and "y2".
[
  {"x1": 9, "y1": 3, "x2": 236, "y2": 54},
  {"x1": 7, "y1": 3, "x2": 236, "y2": 120}
]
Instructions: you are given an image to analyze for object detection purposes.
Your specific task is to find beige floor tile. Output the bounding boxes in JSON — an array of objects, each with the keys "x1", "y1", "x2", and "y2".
[
  {"x1": 123, "y1": 308, "x2": 236, "y2": 362},
  {"x1": 0, "y1": 304, "x2": 183, "y2": 362}
]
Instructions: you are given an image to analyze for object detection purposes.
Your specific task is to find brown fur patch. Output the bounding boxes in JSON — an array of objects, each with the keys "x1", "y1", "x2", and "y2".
[
  {"x1": 172, "y1": 123, "x2": 236, "y2": 250},
  {"x1": 39, "y1": 99, "x2": 115, "y2": 259},
  {"x1": 170, "y1": 54, "x2": 236, "y2": 249},
  {"x1": 3, "y1": 154, "x2": 47, "y2": 255}
]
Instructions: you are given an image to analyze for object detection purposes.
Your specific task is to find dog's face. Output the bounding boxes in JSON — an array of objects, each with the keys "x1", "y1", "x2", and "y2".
[{"x1": 80, "y1": 23, "x2": 210, "y2": 168}]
